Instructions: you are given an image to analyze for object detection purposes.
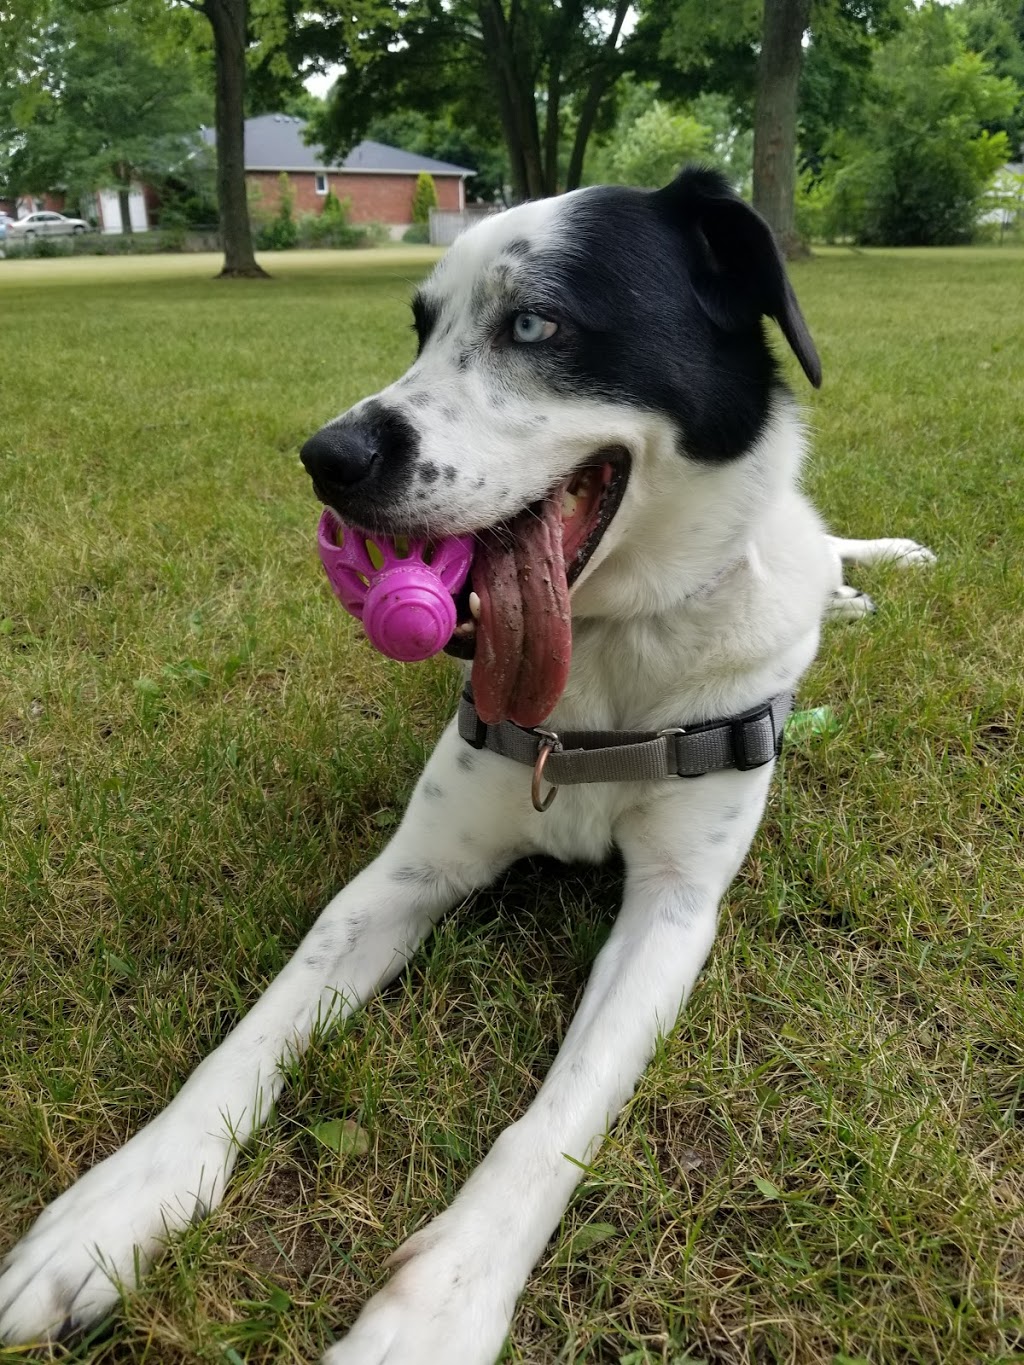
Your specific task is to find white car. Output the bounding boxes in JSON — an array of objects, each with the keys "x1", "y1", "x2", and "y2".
[{"x1": 8, "y1": 211, "x2": 90, "y2": 239}]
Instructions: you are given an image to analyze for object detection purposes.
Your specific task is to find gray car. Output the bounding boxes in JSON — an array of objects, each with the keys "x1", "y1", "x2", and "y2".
[{"x1": 8, "y1": 211, "x2": 90, "y2": 240}]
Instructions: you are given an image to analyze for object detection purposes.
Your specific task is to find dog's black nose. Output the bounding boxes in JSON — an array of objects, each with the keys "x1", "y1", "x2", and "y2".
[
  {"x1": 300, "y1": 422, "x2": 377, "y2": 490},
  {"x1": 300, "y1": 404, "x2": 419, "y2": 508}
]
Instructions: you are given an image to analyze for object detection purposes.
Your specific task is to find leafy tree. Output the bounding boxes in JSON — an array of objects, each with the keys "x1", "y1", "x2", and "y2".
[
  {"x1": 587, "y1": 95, "x2": 708, "y2": 187},
  {"x1": 633, "y1": 0, "x2": 909, "y2": 254},
  {"x1": 411, "y1": 170, "x2": 438, "y2": 224},
  {"x1": 955, "y1": 0, "x2": 1024, "y2": 151},
  {"x1": 820, "y1": 4, "x2": 1018, "y2": 244},
  {"x1": 0, "y1": 0, "x2": 209, "y2": 231},
  {"x1": 1, "y1": 0, "x2": 270, "y2": 276},
  {"x1": 301, "y1": 0, "x2": 635, "y2": 202}
]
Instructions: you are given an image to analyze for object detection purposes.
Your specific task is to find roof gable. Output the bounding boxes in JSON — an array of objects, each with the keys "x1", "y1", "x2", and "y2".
[{"x1": 200, "y1": 115, "x2": 474, "y2": 177}]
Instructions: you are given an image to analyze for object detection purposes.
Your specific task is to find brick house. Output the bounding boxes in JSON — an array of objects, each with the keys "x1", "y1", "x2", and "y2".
[{"x1": 201, "y1": 115, "x2": 475, "y2": 236}]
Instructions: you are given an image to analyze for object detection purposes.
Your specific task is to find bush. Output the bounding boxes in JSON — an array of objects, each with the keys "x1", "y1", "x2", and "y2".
[
  {"x1": 812, "y1": 7, "x2": 1018, "y2": 246},
  {"x1": 411, "y1": 172, "x2": 438, "y2": 226},
  {"x1": 361, "y1": 221, "x2": 391, "y2": 247},
  {"x1": 298, "y1": 190, "x2": 366, "y2": 248},
  {"x1": 402, "y1": 223, "x2": 430, "y2": 244},
  {"x1": 0, "y1": 228, "x2": 222, "y2": 262},
  {"x1": 295, "y1": 196, "x2": 393, "y2": 250},
  {"x1": 255, "y1": 173, "x2": 299, "y2": 251},
  {"x1": 603, "y1": 100, "x2": 710, "y2": 188}
]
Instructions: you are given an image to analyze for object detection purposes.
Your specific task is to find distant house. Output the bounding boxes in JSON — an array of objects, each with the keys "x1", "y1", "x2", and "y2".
[{"x1": 201, "y1": 115, "x2": 475, "y2": 237}]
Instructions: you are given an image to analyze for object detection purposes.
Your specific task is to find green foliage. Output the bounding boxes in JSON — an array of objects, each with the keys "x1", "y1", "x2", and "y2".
[
  {"x1": 299, "y1": 190, "x2": 364, "y2": 247},
  {"x1": 811, "y1": 5, "x2": 1019, "y2": 245},
  {"x1": 603, "y1": 101, "x2": 709, "y2": 187},
  {"x1": 247, "y1": 182, "x2": 389, "y2": 251},
  {"x1": 954, "y1": 0, "x2": 1024, "y2": 149},
  {"x1": 0, "y1": 228, "x2": 226, "y2": 260},
  {"x1": 366, "y1": 109, "x2": 506, "y2": 202},
  {"x1": 304, "y1": 0, "x2": 640, "y2": 198},
  {"x1": 690, "y1": 92, "x2": 754, "y2": 194},
  {"x1": 0, "y1": 0, "x2": 210, "y2": 202},
  {"x1": 585, "y1": 82, "x2": 750, "y2": 193},
  {"x1": 402, "y1": 223, "x2": 430, "y2": 244},
  {"x1": 256, "y1": 172, "x2": 299, "y2": 250},
  {"x1": 410, "y1": 172, "x2": 438, "y2": 225}
]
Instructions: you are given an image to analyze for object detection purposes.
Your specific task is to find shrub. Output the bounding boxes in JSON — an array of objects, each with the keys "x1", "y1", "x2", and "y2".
[
  {"x1": 402, "y1": 223, "x2": 430, "y2": 244},
  {"x1": 361, "y1": 220, "x2": 391, "y2": 247},
  {"x1": 299, "y1": 190, "x2": 367, "y2": 248},
  {"x1": 256, "y1": 173, "x2": 299, "y2": 250},
  {"x1": 604, "y1": 101, "x2": 709, "y2": 188},
  {"x1": 411, "y1": 172, "x2": 438, "y2": 226},
  {"x1": 812, "y1": 7, "x2": 1018, "y2": 246}
]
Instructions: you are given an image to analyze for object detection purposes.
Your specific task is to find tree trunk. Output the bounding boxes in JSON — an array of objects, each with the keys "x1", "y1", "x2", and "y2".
[
  {"x1": 564, "y1": 0, "x2": 630, "y2": 192},
  {"x1": 117, "y1": 187, "x2": 133, "y2": 236},
  {"x1": 478, "y1": 0, "x2": 546, "y2": 200},
  {"x1": 753, "y1": 0, "x2": 811, "y2": 260},
  {"x1": 542, "y1": 61, "x2": 561, "y2": 196},
  {"x1": 204, "y1": 0, "x2": 267, "y2": 278}
]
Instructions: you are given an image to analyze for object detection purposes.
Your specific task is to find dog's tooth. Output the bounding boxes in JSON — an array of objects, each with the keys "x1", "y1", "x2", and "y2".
[
  {"x1": 454, "y1": 620, "x2": 477, "y2": 638},
  {"x1": 561, "y1": 491, "x2": 578, "y2": 520},
  {"x1": 469, "y1": 591, "x2": 481, "y2": 620}
]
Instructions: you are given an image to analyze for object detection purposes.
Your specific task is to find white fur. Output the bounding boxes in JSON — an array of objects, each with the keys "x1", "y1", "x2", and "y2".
[{"x1": 0, "y1": 200, "x2": 935, "y2": 1361}]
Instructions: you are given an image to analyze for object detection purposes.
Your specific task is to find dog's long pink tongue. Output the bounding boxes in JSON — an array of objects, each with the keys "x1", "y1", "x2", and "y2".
[{"x1": 471, "y1": 492, "x2": 571, "y2": 728}]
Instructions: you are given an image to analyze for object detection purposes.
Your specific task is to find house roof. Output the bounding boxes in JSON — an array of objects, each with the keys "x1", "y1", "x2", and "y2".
[{"x1": 200, "y1": 115, "x2": 475, "y2": 177}]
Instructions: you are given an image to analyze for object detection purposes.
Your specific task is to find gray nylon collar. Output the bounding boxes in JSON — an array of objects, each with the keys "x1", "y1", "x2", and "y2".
[{"x1": 458, "y1": 688, "x2": 793, "y2": 809}]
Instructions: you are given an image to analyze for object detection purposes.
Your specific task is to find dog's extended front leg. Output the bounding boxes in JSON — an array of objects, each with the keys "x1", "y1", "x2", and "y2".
[
  {"x1": 0, "y1": 725, "x2": 522, "y2": 1347},
  {"x1": 327, "y1": 771, "x2": 772, "y2": 1365}
]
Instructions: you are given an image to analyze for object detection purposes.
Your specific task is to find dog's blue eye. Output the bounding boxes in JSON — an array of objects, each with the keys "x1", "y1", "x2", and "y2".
[{"x1": 512, "y1": 313, "x2": 557, "y2": 344}]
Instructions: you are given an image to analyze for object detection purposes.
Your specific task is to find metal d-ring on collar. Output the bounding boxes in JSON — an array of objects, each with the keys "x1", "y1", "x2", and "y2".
[{"x1": 530, "y1": 728, "x2": 563, "y2": 812}]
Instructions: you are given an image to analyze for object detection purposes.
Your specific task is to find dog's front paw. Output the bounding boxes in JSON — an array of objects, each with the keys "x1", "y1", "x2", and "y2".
[
  {"x1": 323, "y1": 1229, "x2": 514, "y2": 1365},
  {"x1": 0, "y1": 1118, "x2": 232, "y2": 1345},
  {"x1": 877, "y1": 538, "x2": 937, "y2": 567},
  {"x1": 826, "y1": 585, "x2": 876, "y2": 620}
]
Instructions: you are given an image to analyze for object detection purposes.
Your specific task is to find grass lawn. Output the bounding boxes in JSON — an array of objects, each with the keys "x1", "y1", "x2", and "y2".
[{"x1": 1, "y1": 244, "x2": 1021, "y2": 1365}]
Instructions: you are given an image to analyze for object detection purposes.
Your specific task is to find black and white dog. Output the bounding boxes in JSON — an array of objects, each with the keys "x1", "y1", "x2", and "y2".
[{"x1": 0, "y1": 170, "x2": 933, "y2": 1362}]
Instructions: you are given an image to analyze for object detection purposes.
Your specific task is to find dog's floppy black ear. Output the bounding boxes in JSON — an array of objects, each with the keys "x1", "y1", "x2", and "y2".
[{"x1": 653, "y1": 167, "x2": 822, "y2": 388}]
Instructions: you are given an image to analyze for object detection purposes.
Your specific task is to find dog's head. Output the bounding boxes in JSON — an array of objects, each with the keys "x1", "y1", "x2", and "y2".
[{"x1": 301, "y1": 168, "x2": 819, "y2": 725}]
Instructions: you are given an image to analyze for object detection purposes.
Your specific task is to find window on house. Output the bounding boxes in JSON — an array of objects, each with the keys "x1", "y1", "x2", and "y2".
[{"x1": 314, "y1": 173, "x2": 328, "y2": 196}]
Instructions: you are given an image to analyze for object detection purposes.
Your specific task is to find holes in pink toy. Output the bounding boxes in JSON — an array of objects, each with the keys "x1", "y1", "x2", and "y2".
[
  {"x1": 392, "y1": 535, "x2": 411, "y2": 559},
  {"x1": 334, "y1": 524, "x2": 346, "y2": 549},
  {"x1": 364, "y1": 540, "x2": 385, "y2": 571}
]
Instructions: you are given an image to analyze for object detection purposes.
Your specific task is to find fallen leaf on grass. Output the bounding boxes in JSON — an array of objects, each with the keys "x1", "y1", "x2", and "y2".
[{"x1": 311, "y1": 1118, "x2": 371, "y2": 1156}]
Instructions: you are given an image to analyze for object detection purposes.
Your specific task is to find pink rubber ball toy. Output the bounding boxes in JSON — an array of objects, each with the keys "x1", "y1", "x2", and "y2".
[{"x1": 317, "y1": 509, "x2": 474, "y2": 662}]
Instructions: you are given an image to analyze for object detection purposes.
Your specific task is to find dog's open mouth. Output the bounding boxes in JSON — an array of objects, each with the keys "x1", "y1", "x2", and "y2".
[{"x1": 445, "y1": 448, "x2": 629, "y2": 728}]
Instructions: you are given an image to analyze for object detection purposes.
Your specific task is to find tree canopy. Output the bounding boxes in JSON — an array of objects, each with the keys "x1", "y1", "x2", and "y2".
[
  {"x1": 0, "y1": 0, "x2": 210, "y2": 211},
  {"x1": 299, "y1": 0, "x2": 635, "y2": 201}
]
